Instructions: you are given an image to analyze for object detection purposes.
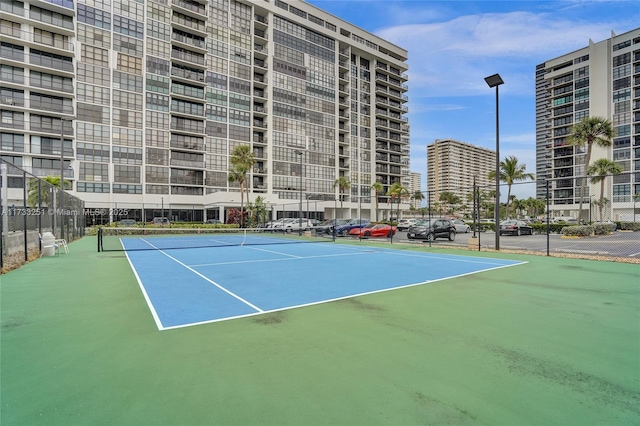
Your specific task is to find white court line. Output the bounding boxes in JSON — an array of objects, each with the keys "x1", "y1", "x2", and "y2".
[
  {"x1": 188, "y1": 242, "x2": 525, "y2": 268},
  {"x1": 124, "y1": 251, "x2": 165, "y2": 331},
  {"x1": 139, "y1": 238, "x2": 264, "y2": 315},
  {"x1": 330, "y1": 243, "x2": 527, "y2": 266},
  {"x1": 190, "y1": 250, "x2": 370, "y2": 267},
  {"x1": 381, "y1": 249, "x2": 528, "y2": 266},
  {"x1": 244, "y1": 245, "x2": 302, "y2": 258},
  {"x1": 160, "y1": 260, "x2": 526, "y2": 331}
]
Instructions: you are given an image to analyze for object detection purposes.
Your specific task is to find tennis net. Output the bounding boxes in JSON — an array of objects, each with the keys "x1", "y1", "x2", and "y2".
[{"x1": 97, "y1": 227, "x2": 328, "y2": 252}]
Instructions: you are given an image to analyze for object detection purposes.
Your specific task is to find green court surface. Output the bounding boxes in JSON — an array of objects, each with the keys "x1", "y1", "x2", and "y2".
[{"x1": 1, "y1": 237, "x2": 639, "y2": 425}]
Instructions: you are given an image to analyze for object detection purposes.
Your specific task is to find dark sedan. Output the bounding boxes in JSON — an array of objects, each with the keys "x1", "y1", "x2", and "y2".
[
  {"x1": 499, "y1": 220, "x2": 533, "y2": 236},
  {"x1": 407, "y1": 219, "x2": 456, "y2": 242}
]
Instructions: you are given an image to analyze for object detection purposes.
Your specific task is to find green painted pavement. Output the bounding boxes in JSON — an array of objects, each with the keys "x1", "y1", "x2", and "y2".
[{"x1": 1, "y1": 237, "x2": 639, "y2": 425}]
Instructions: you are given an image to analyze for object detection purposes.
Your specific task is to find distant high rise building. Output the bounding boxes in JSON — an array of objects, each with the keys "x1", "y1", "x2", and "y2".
[
  {"x1": 0, "y1": 0, "x2": 409, "y2": 224},
  {"x1": 409, "y1": 171, "x2": 422, "y2": 207},
  {"x1": 535, "y1": 28, "x2": 639, "y2": 221},
  {"x1": 426, "y1": 139, "x2": 494, "y2": 207}
]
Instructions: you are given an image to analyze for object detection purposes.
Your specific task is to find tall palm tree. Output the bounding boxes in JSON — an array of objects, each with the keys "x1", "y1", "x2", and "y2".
[
  {"x1": 228, "y1": 145, "x2": 256, "y2": 227},
  {"x1": 411, "y1": 190, "x2": 425, "y2": 210},
  {"x1": 333, "y1": 176, "x2": 351, "y2": 217},
  {"x1": 487, "y1": 155, "x2": 534, "y2": 218},
  {"x1": 568, "y1": 117, "x2": 615, "y2": 220},
  {"x1": 386, "y1": 182, "x2": 409, "y2": 222},
  {"x1": 27, "y1": 175, "x2": 70, "y2": 208},
  {"x1": 511, "y1": 198, "x2": 526, "y2": 219},
  {"x1": 370, "y1": 181, "x2": 384, "y2": 222},
  {"x1": 587, "y1": 158, "x2": 623, "y2": 222},
  {"x1": 438, "y1": 191, "x2": 461, "y2": 216}
]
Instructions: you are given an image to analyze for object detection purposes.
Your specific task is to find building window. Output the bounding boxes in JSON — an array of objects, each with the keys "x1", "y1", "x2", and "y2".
[
  {"x1": 77, "y1": 182, "x2": 110, "y2": 193},
  {"x1": 114, "y1": 164, "x2": 140, "y2": 183},
  {"x1": 1, "y1": 132, "x2": 24, "y2": 152},
  {"x1": 77, "y1": 4, "x2": 111, "y2": 30}
]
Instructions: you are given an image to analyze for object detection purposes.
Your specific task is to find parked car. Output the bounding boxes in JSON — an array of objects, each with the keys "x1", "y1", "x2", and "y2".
[
  {"x1": 452, "y1": 219, "x2": 471, "y2": 233},
  {"x1": 349, "y1": 224, "x2": 396, "y2": 238},
  {"x1": 499, "y1": 220, "x2": 533, "y2": 236},
  {"x1": 407, "y1": 219, "x2": 456, "y2": 241},
  {"x1": 272, "y1": 218, "x2": 315, "y2": 232},
  {"x1": 119, "y1": 219, "x2": 137, "y2": 226},
  {"x1": 397, "y1": 218, "x2": 418, "y2": 231},
  {"x1": 151, "y1": 217, "x2": 170, "y2": 226},
  {"x1": 335, "y1": 218, "x2": 370, "y2": 236},
  {"x1": 314, "y1": 219, "x2": 349, "y2": 235},
  {"x1": 205, "y1": 219, "x2": 221, "y2": 224}
]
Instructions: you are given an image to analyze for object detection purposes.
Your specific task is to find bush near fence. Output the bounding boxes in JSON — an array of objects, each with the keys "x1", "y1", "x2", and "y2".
[{"x1": 618, "y1": 222, "x2": 640, "y2": 231}]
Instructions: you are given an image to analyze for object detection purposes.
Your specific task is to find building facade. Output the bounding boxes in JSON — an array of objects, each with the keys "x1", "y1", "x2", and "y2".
[
  {"x1": 535, "y1": 28, "x2": 639, "y2": 221},
  {"x1": 426, "y1": 138, "x2": 495, "y2": 209},
  {"x1": 1, "y1": 0, "x2": 409, "y2": 224},
  {"x1": 407, "y1": 170, "x2": 421, "y2": 208}
]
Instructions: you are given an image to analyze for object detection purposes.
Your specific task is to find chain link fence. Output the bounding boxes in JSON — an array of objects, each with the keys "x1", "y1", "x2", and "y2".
[
  {"x1": 1, "y1": 158, "x2": 85, "y2": 272},
  {"x1": 403, "y1": 173, "x2": 639, "y2": 262}
]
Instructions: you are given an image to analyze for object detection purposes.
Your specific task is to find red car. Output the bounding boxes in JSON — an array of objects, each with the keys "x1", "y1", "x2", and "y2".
[{"x1": 349, "y1": 224, "x2": 397, "y2": 238}]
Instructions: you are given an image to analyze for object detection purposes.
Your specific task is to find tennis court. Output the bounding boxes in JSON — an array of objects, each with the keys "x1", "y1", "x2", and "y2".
[
  {"x1": 114, "y1": 230, "x2": 525, "y2": 329},
  {"x1": 2, "y1": 236, "x2": 639, "y2": 426}
]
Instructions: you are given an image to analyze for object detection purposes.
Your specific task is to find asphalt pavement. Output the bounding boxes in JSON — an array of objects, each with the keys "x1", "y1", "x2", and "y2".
[{"x1": 337, "y1": 229, "x2": 640, "y2": 259}]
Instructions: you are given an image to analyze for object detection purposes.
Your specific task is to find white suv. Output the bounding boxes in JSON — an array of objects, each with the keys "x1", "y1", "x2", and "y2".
[
  {"x1": 274, "y1": 218, "x2": 315, "y2": 232},
  {"x1": 397, "y1": 219, "x2": 418, "y2": 231}
]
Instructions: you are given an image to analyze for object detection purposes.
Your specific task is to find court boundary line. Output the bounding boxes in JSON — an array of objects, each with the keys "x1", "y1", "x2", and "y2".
[
  {"x1": 124, "y1": 239, "x2": 527, "y2": 331},
  {"x1": 160, "y1": 261, "x2": 525, "y2": 331},
  {"x1": 189, "y1": 250, "x2": 371, "y2": 267},
  {"x1": 134, "y1": 239, "x2": 265, "y2": 323},
  {"x1": 124, "y1": 251, "x2": 165, "y2": 330}
]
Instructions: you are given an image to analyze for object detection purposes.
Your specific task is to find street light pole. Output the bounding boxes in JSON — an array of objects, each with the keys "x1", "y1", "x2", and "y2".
[
  {"x1": 473, "y1": 175, "x2": 477, "y2": 238},
  {"x1": 59, "y1": 117, "x2": 73, "y2": 241},
  {"x1": 485, "y1": 73, "x2": 504, "y2": 251},
  {"x1": 295, "y1": 150, "x2": 303, "y2": 235}
]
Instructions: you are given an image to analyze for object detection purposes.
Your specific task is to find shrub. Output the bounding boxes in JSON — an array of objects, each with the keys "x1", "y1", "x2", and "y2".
[
  {"x1": 592, "y1": 223, "x2": 614, "y2": 235},
  {"x1": 618, "y1": 222, "x2": 640, "y2": 231},
  {"x1": 561, "y1": 225, "x2": 592, "y2": 237},
  {"x1": 531, "y1": 223, "x2": 567, "y2": 234}
]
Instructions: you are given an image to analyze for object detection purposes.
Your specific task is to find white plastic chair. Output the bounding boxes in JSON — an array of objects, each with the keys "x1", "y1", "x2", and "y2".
[
  {"x1": 39, "y1": 234, "x2": 60, "y2": 256},
  {"x1": 54, "y1": 238, "x2": 69, "y2": 254}
]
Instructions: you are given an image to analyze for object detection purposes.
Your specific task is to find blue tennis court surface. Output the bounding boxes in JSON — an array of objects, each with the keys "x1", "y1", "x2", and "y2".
[{"x1": 124, "y1": 242, "x2": 526, "y2": 330}]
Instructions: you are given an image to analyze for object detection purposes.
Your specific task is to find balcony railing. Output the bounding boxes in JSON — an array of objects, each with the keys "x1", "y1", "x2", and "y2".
[
  {"x1": 1, "y1": 26, "x2": 74, "y2": 51},
  {"x1": 172, "y1": 0, "x2": 207, "y2": 15}
]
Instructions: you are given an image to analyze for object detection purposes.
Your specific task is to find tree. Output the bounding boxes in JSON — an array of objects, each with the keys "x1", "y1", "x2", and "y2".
[
  {"x1": 386, "y1": 182, "x2": 409, "y2": 221},
  {"x1": 334, "y1": 176, "x2": 351, "y2": 217},
  {"x1": 27, "y1": 176, "x2": 67, "y2": 208},
  {"x1": 587, "y1": 158, "x2": 623, "y2": 222},
  {"x1": 511, "y1": 198, "x2": 526, "y2": 219},
  {"x1": 411, "y1": 190, "x2": 425, "y2": 209},
  {"x1": 487, "y1": 155, "x2": 534, "y2": 218},
  {"x1": 438, "y1": 191, "x2": 460, "y2": 215},
  {"x1": 370, "y1": 181, "x2": 384, "y2": 222},
  {"x1": 228, "y1": 145, "x2": 256, "y2": 227},
  {"x1": 246, "y1": 195, "x2": 268, "y2": 227},
  {"x1": 568, "y1": 117, "x2": 615, "y2": 220}
]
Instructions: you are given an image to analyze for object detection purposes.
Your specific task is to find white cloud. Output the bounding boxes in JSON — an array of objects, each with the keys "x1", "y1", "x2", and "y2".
[{"x1": 375, "y1": 11, "x2": 635, "y2": 97}]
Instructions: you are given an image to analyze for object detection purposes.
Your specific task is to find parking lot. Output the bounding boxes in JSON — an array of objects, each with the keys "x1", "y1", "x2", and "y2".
[{"x1": 340, "y1": 229, "x2": 640, "y2": 259}]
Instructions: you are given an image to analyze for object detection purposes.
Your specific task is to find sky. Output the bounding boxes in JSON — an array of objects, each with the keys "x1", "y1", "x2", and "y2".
[{"x1": 305, "y1": 0, "x2": 640, "y2": 194}]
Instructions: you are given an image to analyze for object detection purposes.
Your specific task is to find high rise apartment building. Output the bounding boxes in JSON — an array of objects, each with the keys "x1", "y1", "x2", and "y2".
[
  {"x1": 0, "y1": 0, "x2": 409, "y2": 223},
  {"x1": 408, "y1": 171, "x2": 421, "y2": 207},
  {"x1": 426, "y1": 138, "x2": 494, "y2": 205},
  {"x1": 535, "y1": 28, "x2": 639, "y2": 221}
]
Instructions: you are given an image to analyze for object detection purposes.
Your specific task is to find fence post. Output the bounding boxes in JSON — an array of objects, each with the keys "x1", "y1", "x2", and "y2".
[
  {"x1": 22, "y1": 171, "x2": 28, "y2": 262},
  {"x1": 546, "y1": 179, "x2": 550, "y2": 257}
]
